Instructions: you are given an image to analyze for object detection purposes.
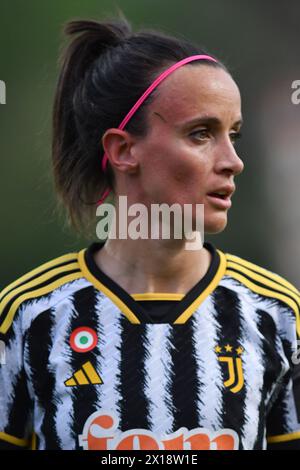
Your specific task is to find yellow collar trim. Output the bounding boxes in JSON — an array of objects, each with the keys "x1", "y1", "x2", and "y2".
[{"x1": 78, "y1": 249, "x2": 140, "y2": 324}]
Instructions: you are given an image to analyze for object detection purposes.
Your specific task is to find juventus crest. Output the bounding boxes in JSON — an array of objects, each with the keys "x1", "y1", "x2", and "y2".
[{"x1": 215, "y1": 344, "x2": 244, "y2": 393}]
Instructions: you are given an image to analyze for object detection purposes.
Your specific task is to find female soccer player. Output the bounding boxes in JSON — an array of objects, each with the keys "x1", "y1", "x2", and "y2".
[{"x1": 0, "y1": 16, "x2": 300, "y2": 451}]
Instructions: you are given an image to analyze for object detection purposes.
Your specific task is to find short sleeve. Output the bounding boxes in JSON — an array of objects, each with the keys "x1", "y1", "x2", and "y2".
[
  {"x1": 0, "y1": 307, "x2": 33, "y2": 449},
  {"x1": 266, "y1": 355, "x2": 300, "y2": 449}
]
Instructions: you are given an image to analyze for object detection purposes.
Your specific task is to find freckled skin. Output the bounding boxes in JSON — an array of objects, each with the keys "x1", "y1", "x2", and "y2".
[
  {"x1": 131, "y1": 66, "x2": 243, "y2": 233},
  {"x1": 99, "y1": 65, "x2": 244, "y2": 292},
  {"x1": 126, "y1": 65, "x2": 244, "y2": 234}
]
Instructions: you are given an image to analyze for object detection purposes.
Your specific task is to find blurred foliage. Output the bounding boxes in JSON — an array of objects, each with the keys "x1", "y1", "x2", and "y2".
[{"x1": 1, "y1": 0, "x2": 299, "y2": 286}]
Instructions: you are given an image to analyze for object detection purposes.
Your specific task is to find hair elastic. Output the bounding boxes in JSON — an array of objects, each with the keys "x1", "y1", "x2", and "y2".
[{"x1": 97, "y1": 54, "x2": 218, "y2": 206}]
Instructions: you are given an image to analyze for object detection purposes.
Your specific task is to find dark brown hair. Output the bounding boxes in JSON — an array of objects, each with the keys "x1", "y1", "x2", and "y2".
[{"x1": 52, "y1": 12, "x2": 227, "y2": 235}]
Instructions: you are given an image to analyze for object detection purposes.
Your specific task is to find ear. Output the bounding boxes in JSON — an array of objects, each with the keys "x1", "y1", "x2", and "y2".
[{"x1": 101, "y1": 128, "x2": 138, "y2": 174}]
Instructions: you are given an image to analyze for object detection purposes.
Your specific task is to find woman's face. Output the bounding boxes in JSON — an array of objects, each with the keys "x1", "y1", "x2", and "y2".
[{"x1": 130, "y1": 64, "x2": 244, "y2": 234}]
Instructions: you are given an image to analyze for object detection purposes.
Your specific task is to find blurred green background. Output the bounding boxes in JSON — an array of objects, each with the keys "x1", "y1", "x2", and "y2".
[{"x1": 1, "y1": 0, "x2": 300, "y2": 288}]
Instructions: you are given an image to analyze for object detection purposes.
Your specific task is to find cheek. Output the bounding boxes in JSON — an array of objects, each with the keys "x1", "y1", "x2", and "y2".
[
  {"x1": 140, "y1": 137, "x2": 210, "y2": 199},
  {"x1": 163, "y1": 139, "x2": 210, "y2": 184},
  {"x1": 170, "y1": 156, "x2": 208, "y2": 191},
  {"x1": 157, "y1": 161, "x2": 209, "y2": 207}
]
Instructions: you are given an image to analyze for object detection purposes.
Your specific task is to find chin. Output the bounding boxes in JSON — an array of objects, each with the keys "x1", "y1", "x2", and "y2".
[{"x1": 204, "y1": 214, "x2": 228, "y2": 234}]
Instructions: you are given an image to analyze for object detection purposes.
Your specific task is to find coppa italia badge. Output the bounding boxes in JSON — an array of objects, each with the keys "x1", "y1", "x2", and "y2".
[
  {"x1": 70, "y1": 327, "x2": 98, "y2": 353},
  {"x1": 79, "y1": 412, "x2": 239, "y2": 450}
]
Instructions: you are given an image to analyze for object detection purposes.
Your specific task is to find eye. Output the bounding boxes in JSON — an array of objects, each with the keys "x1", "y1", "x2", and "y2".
[
  {"x1": 189, "y1": 129, "x2": 210, "y2": 140},
  {"x1": 230, "y1": 131, "x2": 242, "y2": 145}
]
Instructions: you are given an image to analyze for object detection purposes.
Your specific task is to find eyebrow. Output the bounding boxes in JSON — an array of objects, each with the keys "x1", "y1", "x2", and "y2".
[{"x1": 175, "y1": 115, "x2": 243, "y2": 129}]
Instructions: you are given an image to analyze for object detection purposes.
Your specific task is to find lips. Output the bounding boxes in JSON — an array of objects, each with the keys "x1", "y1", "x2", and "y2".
[
  {"x1": 206, "y1": 185, "x2": 235, "y2": 209},
  {"x1": 207, "y1": 185, "x2": 235, "y2": 199},
  {"x1": 208, "y1": 193, "x2": 228, "y2": 200},
  {"x1": 206, "y1": 194, "x2": 232, "y2": 209}
]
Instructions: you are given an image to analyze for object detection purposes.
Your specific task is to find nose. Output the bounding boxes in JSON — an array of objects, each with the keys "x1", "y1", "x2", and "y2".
[{"x1": 215, "y1": 137, "x2": 244, "y2": 176}]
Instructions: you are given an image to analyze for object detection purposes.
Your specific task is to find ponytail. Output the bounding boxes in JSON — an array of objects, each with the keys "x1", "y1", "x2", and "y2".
[
  {"x1": 52, "y1": 16, "x2": 131, "y2": 234},
  {"x1": 52, "y1": 13, "x2": 225, "y2": 235}
]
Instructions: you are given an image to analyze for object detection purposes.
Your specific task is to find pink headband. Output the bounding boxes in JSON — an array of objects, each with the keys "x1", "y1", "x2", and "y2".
[{"x1": 96, "y1": 54, "x2": 218, "y2": 206}]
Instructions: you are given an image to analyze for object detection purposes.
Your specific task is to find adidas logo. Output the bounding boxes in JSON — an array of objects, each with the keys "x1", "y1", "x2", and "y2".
[{"x1": 64, "y1": 361, "x2": 103, "y2": 387}]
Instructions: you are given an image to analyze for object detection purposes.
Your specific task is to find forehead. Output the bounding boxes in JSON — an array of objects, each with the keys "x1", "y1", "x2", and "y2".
[{"x1": 149, "y1": 64, "x2": 241, "y2": 124}]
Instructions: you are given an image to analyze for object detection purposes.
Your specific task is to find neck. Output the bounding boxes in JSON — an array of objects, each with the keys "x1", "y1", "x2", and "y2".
[{"x1": 94, "y1": 236, "x2": 212, "y2": 295}]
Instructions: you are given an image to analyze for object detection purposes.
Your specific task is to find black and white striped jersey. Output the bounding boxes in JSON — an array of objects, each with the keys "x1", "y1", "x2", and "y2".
[{"x1": 0, "y1": 241, "x2": 300, "y2": 450}]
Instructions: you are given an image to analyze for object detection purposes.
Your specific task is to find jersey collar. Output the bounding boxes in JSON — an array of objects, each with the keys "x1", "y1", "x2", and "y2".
[{"x1": 78, "y1": 241, "x2": 227, "y2": 324}]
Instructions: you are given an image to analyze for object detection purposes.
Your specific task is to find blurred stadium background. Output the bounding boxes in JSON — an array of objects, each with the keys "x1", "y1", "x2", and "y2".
[{"x1": 0, "y1": 0, "x2": 299, "y2": 287}]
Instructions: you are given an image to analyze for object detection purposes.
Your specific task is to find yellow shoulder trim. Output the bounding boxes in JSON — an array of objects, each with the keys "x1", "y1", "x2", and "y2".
[
  {"x1": 0, "y1": 250, "x2": 84, "y2": 335},
  {"x1": 0, "y1": 271, "x2": 83, "y2": 334},
  {"x1": 0, "y1": 431, "x2": 30, "y2": 447},
  {"x1": 267, "y1": 430, "x2": 300, "y2": 443},
  {"x1": 0, "y1": 262, "x2": 80, "y2": 313},
  {"x1": 0, "y1": 252, "x2": 78, "y2": 301},
  {"x1": 226, "y1": 260, "x2": 300, "y2": 307},
  {"x1": 226, "y1": 269, "x2": 300, "y2": 337},
  {"x1": 226, "y1": 253, "x2": 300, "y2": 296}
]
